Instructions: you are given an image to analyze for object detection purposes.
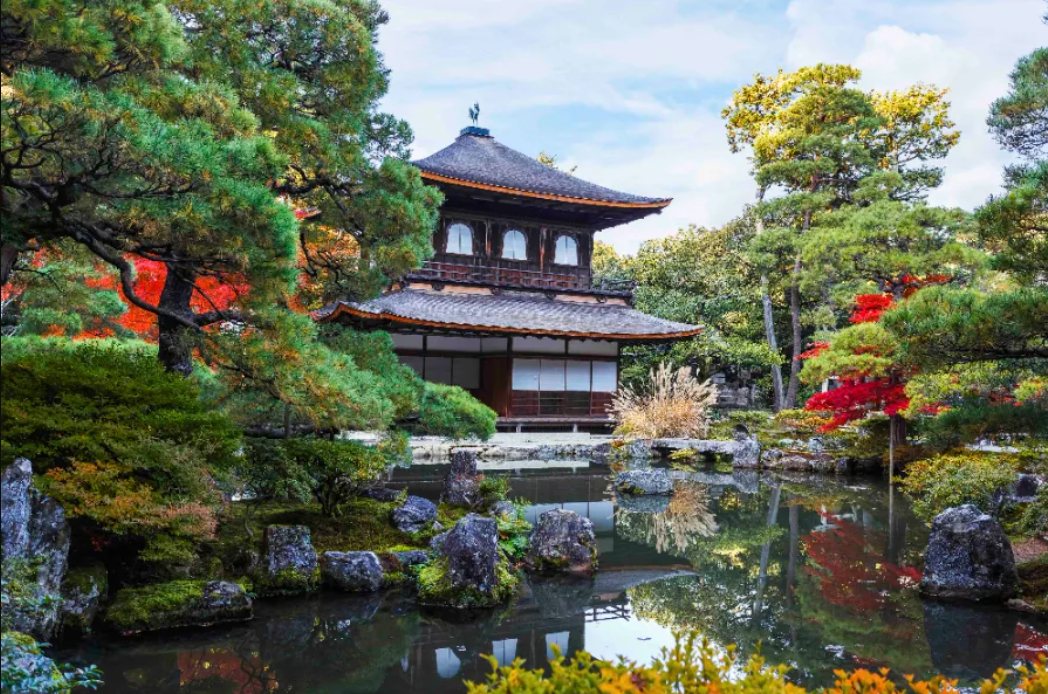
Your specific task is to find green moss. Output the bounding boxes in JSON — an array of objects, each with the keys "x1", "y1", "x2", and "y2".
[
  {"x1": 105, "y1": 581, "x2": 214, "y2": 633},
  {"x1": 105, "y1": 580, "x2": 253, "y2": 634},
  {"x1": 382, "y1": 571, "x2": 409, "y2": 587},
  {"x1": 417, "y1": 556, "x2": 520, "y2": 609},
  {"x1": 1017, "y1": 554, "x2": 1048, "y2": 613},
  {"x1": 63, "y1": 565, "x2": 108, "y2": 597},
  {"x1": 254, "y1": 567, "x2": 320, "y2": 597}
]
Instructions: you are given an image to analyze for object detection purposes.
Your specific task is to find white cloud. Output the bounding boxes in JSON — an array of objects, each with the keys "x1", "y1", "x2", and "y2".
[{"x1": 377, "y1": 0, "x2": 1045, "y2": 254}]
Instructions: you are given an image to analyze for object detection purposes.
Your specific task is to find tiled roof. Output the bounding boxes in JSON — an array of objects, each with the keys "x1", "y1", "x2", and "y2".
[
  {"x1": 318, "y1": 289, "x2": 701, "y2": 341},
  {"x1": 413, "y1": 131, "x2": 671, "y2": 208}
]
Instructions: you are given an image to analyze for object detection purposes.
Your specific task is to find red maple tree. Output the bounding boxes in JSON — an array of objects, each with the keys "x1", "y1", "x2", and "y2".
[{"x1": 803, "y1": 292, "x2": 910, "y2": 432}]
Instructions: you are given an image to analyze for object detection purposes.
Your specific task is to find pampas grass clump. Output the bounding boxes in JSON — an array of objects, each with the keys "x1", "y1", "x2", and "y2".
[{"x1": 610, "y1": 363, "x2": 719, "y2": 440}]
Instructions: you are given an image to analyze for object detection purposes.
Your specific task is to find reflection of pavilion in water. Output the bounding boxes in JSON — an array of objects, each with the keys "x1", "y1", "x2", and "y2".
[{"x1": 387, "y1": 567, "x2": 697, "y2": 692}]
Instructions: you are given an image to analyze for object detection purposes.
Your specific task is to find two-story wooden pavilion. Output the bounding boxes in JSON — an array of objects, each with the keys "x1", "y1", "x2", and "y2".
[{"x1": 318, "y1": 126, "x2": 701, "y2": 431}]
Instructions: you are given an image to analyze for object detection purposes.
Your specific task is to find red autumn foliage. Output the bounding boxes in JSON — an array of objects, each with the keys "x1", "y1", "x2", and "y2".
[
  {"x1": 805, "y1": 379, "x2": 909, "y2": 431},
  {"x1": 803, "y1": 511, "x2": 921, "y2": 612},
  {"x1": 799, "y1": 341, "x2": 830, "y2": 360},
  {"x1": 85, "y1": 258, "x2": 246, "y2": 339},
  {"x1": 850, "y1": 294, "x2": 895, "y2": 324}
]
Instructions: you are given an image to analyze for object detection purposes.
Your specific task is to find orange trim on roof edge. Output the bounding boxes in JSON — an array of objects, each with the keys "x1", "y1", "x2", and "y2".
[
  {"x1": 317, "y1": 303, "x2": 703, "y2": 341},
  {"x1": 419, "y1": 171, "x2": 672, "y2": 210}
]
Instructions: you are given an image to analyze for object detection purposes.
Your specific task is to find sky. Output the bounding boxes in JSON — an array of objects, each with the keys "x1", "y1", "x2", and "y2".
[{"x1": 377, "y1": 0, "x2": 1046, "y2": 254}]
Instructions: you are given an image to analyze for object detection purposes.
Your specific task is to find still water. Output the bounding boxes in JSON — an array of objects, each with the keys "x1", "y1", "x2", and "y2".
[{"x1": 58, "y1": 462, "x2": 1047, "y2": 693}]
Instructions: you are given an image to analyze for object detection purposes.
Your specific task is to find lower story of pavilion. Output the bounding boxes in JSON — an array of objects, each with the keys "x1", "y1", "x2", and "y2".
[
  {"x1": 391, "y1": 333, "x2": 622, "y2": 431},
  {"x1": 317, "y1": 287, "x2": 702, "y2": 432}
]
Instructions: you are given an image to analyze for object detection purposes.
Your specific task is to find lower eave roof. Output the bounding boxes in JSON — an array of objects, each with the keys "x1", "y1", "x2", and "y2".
[{"x1": 316, "y1": 289, "x2": 702, "y2": 342}]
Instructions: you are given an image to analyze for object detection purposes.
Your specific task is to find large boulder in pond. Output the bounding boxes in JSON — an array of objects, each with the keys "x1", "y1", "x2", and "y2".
[
  {"x1": 421, "y1": 514, "x2": 514, "y2": 608},
  {"x1": 257, "y1": 525, "x2": 319, "y2": 596},
  {"x1": 1, "y1": 459, "x2": 72, "y2": 640},
  {"x1": 105, "y1": 580, "x2": 252, "y2": 635},
  {"x1": 527, "y1": 509, "x2": 597, "y2": 574},
  {"x1": 321, "y1": 551, "x2": 383, "y2": 593},
  {"x1": 393, "y1": 495, "x2": 438, "y2": 534},
  {"x1": 615, "y1": 469, "x2": 674, "y2": 496},
  {"x1": 441, "y1": 450, "x2": 482, "y2": 507},
  {"x1": 920, "y1": 505, "x2": 1018, "y2": 602}
]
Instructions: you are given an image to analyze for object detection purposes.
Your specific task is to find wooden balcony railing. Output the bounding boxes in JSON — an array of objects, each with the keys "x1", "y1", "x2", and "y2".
[{"x1": 405, "y1": 260, "x2": 636, "y2": 297}]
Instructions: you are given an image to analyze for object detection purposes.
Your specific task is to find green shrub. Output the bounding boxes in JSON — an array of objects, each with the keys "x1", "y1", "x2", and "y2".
[
  {"x1": 1020, "y1": 486, "x2": 1047, "y2": 537},
  {"x1": 1, "y1": 338, "x2": 241, "y2": 563},
  {"x1": 465, "y1": 631, "x2": 1047, "y2": 694},
  {"x1": 1018, "y1": 553, "x2": 1048, "y2": 612},
  {"x1": 478, "y1": 476, "x2": 511, "y2": 507},
  {"x1": 900, "y1": 451, "x2": 1021, "y2": 522},
  {"x1": 240, "y1": 437, "x2": 396, "y2": 517},
  {"x1": 496, "y1": 503, "x2": 533, "y2": 562},
  {"x1": 416, "y1": 382, "x2": 496, "y2": 440}
]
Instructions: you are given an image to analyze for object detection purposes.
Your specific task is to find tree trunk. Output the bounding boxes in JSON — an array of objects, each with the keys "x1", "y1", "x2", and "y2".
[
  {"x1": 784, "y1": 277, "x2": 803, "y2": 409},
  {"x1": 762, "y1": 277, "x2": 785, "y2": 411},
  {"x1": 157, "y1": 266, "x2": 197, "y2": 376},
  {"x1": 1, "y1": 244, "x2": 19, "y2": 288},
  {"x1": 890, "y1": 414, "x2": 908, "y2": 450},
  {"x1": 754, "y1": 186, "x2": 785, "y2": 411}
]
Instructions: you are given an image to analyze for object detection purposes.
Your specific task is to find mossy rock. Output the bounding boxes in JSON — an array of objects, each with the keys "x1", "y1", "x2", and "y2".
[
  {"x1": 253, "y1": 566, "x2": 321, "y2": 598},
  {"x1": 417, "y1": 555, "x2": 520, "y2": 609},
  {"x1": 59, "y1": 564, "x2": 108, "y2": 636},
  {"x1": 104, "y1": 580, "x2": 252, "y2": 635}
]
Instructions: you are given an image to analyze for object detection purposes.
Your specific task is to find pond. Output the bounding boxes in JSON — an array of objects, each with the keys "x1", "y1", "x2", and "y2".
[{"x1": 56, "y1": 462, "x2": 1047, "y2": 693}]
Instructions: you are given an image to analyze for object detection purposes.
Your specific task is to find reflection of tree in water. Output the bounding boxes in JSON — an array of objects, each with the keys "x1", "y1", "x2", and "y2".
[
  {"x1": 625, "y1": 484, "x2": 949, "y2": 689},
  {"x1": 626, "y1": 486, "x2": 792, "y2": 667},
  {"x1": 178, "y1": 645, "x2": 277, "y2": 693},
  {"x1": 803, "y1": 510, "x2": 922, "y2": 611},
  {"x1": 615, "y1": 482, "x2": 719, "y2": 555},
  {"x1": 792, "y1": 510, "x2": 933, "y2": 679}
]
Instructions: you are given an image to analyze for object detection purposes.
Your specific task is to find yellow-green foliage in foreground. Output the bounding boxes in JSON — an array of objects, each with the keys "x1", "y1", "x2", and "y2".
[{"x1": 466, "y1": 633, "x2": 1048, "y2": 694}]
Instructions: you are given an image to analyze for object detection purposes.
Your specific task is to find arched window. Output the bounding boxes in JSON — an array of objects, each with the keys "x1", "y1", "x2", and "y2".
[
  {"x1": 554, "y1": 235, "x2": 578, "y2": 266},
  {"x1": 502, "y1": 229, "x2": 527, "y2": 260},
  {"x1": 445, "y1": 222, "x2": 473, "y2": 255}
]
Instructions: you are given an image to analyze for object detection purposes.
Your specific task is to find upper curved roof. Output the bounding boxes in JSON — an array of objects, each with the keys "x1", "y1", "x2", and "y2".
[{"x1": 412, "y1": 129, "x2": 671, "y2": 210}]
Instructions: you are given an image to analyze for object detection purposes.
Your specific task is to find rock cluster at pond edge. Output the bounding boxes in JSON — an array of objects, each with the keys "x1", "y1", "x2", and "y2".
[
  {"x1": 393, "y1": 495, "x2": 439, "y2": 534},
  {"x1": 322, "y1": 551, "x2": 383, "y2": 593},
  {"x1": 920, "y1": 505, "x2": 1019, "y2": 603},
  {"x1": 526, "y1": 509, "x2": 597, "y2": 574},
  {"x1": 257, "y1": 525, "x2": 319, "y2": 596},
  {"x1": 419, "y1": 513, "x2": 518, "y2": 608},
  {"x1": 1, "y1": 458, "x2": 72, "y2": 640},
  {"x1": 441, "y1": 449, "x2": 483, "y2": 507},
  {"x1": 104, "y1": 580, "x2": 253, "y2": 635}
]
